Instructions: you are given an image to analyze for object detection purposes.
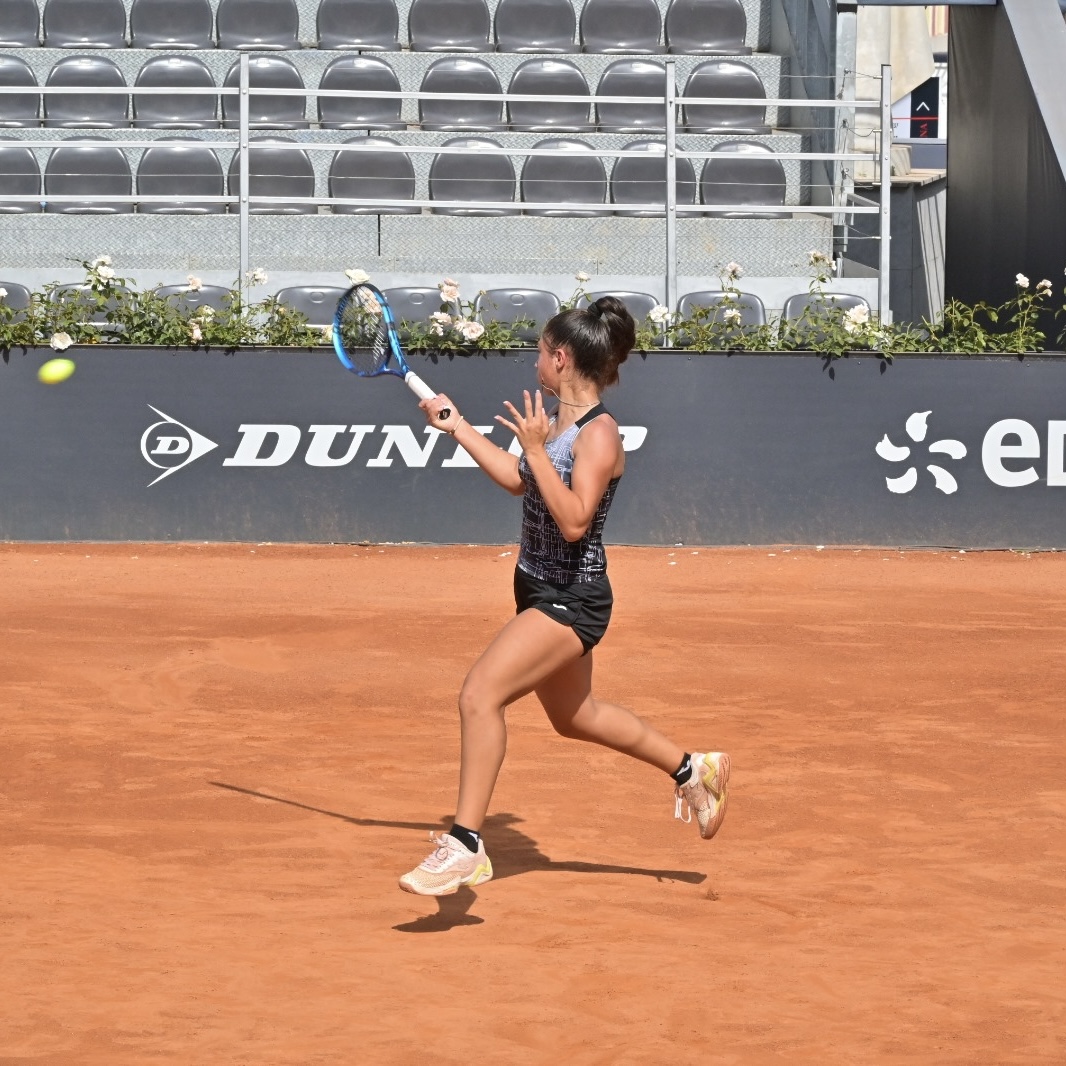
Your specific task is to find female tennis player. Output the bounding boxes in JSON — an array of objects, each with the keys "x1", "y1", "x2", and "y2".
[{"x1": 400, "y1": 296, "x2": 729, "y2": 896}]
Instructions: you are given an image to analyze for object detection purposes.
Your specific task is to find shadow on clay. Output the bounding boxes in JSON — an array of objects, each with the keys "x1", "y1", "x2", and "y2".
[{"x1": 211, "y1": 782, "x2": 706, "y2": 931}]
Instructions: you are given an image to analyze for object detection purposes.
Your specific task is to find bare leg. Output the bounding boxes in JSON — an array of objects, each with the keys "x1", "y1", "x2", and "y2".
[
  {"x1": 453, "y1": 608, "x2": 585, "y2": 831},
  {"x1": 535, "y1": 653, "x2": 685, "y2": 773}
]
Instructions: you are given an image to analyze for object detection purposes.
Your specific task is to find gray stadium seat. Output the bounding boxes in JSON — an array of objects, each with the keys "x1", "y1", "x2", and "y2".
[
  {"x1": 130, "y1": 0, "x2": 214, "y2": 49},
  {"x1": 274, "y1": 285, "x2": 347, "y2": 326},
  {"x1": 52, "y1": 282, "x2": 131, "y2": 336},
  {"x1": 216, "y1": 0, "x2": 299, "y2": 50},
  {"x1": 329, "y1": 136, "x2": 417, "y2": 214},
  {"x1": 318, "y1": 56, "x2": 404, "y2": 130},
  {"x1": 520, "y1": 139, "x2": 607, "y2": 216},
  {"x1": 0, "y1": 0, "x2": 41, "y2": 47},
  {"x1": 699, "y1": 141, "x2": 786, "y2": 217},
  {"x1": 782, "y1": 292, "x2": 870, "y2": 345},
  {"x1": 0, "y1": 281, "x2": 33, "y2": 309},
  {"x1": 474, "y1": 288, "x2": 560, "y2": 343},
  {"x1": 43, "y1": 55, "x2": 128, "y2": 128},
  {"x1": 408, "y1": 0, "x2": 491, "y2": 52},
  {"x1": 137, "y1": 140, "x2": 225, "y2": 213},
  {"x1": 665, "y1": 0, "x2": 750, "y2": 55},
  {"x1": 419, "y1": 57, "x2": 503, "y2": 132},
  {"x1": 429, "y1": 136, "x2": 517, "y2": 215},
  {"x1": 610, "y1": 139, "x2": 696, "y2": 216},
  {"x1": 595, "y1": 60, "x2": 667, "y2": 133},
  {"x1": 0, "y1": 139, "x2": 41, "y2": 212},
  {"x1": 495, "y1": 0, "x2": 576, "y2": 53},
  {"x1": 508, "y1": 59, "x2": 591, "y2": 133},
  {"x1": 380, "y1": 286, "x2": 443, "y2": 337},
  {"x1": 44, "y1": 139, "x2": 133, "y2": 212},
  {"x1": 227, "y1": 136, "x2": 315, "y2": 213},
  {"x1": 681, "y1": 60, "x2": 769, "y2": 134},
  {"x1": 222, "y1": 56, "x2": 308, "y2": 130},
  {"x1": 581, "y1": 290, "x2": 658, "y2": 321},
  {"x1": 42, "y1": 0, "x2": 127, "y2": 48},
  {"x1": 133, "y1": 56, "x2": 218, "y2": 129},
  {"x1": 317, "y1": 0, "x2": 399, "y2": 51},
  {"x1": 580, "y1": 0, "x2": 662, "y2": 54},
  {"x1": 157, "y1": 282, "x2": 232, "y2": 311},
  {"x1": 673, "y1": 290, "x2": 766, "y2": 345},
  {"x1": 0, "y1": 55, "x2": 40, "y2": 127}
]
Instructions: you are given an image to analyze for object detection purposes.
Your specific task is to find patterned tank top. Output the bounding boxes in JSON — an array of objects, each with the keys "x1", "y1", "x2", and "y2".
[{"x1": 517, "y1": 404, "x2": 622, "y2": 584}]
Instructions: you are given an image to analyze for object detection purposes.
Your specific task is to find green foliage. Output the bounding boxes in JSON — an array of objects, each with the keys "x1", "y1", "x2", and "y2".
[{"x1": 2, "y1": 261, "x2": 1065, "y2": 357}]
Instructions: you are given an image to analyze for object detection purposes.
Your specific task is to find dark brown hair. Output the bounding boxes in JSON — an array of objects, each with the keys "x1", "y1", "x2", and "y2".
[{"x1": 541, "y1": 296, "x2": 636, "y2": 389}]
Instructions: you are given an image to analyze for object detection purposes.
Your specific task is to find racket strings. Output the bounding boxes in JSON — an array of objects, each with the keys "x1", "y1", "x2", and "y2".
[{"x1": 338, "y1": 288, "x2": 391, "y2": 375}]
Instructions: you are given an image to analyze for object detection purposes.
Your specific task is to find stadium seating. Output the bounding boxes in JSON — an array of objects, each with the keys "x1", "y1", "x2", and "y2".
[
  {"x1": 0, "y1": 280, "x2": 33, "y2": 308},
  {"x1": 665, "y1": 0, "x2": 750, "y2": 56},
  {"x1": 595, "y1": 60, "x2": 668, "y2": 133},
  {"x1": 699, "y1": 141, "x2": 786, "y2": 217},
  {"x1": 132, "y1": 55, "x2": 219, "y2": 129},
  {"x1": 274, "y1": 284, "x2": 346, "y2": 325},
  {"x1": 130, "y1": 0, "x2": 215, "y2": 49},
  {"x1": 419, "y1": 57, "x2": 504, "y2": 132},
  {"x1": 610, "y1": 140, "x2": 697, "y2": 215},
  {"x1": 781, "y1": 292, "x2": 870, "y2": 344},
  {"x1": 221, "y1": 55, "x2": 308, "y2": 129},
  {"x1": 215, "y1": 0, "x2": 299, "y2": 50},
  {"x1": 408, "y1": 0, "x2": 492, "y2": 52},
  {"x1": 474, "y1": 288, "x2": 561, "y2": 342},
  {"x1": 157, "y1": 282, "x2": 232, "y2": 311},
  {"x1": 328, "y1": 136, "x2": 418, "y2": 214},
  {"x1": 0, "y1": 55, "x2": 39, "y2": 127},
  {"x1": 494, "y1": 0, "x2": 577, "y2": 53},
  {"x1": 317, "y1": 55, "x2": 405, "y2": 130},
  {"x1": 317, "y1": 0, "x2": 400, "y2": 51},
  {"x1": 42, "y1": 0, "x2": 127, "y2": 49},
  {"x1": 44, "y1": 139, "x2": 133, "y2": 212},
  {"x1": 0, "y1": 0, "x2": 41, "y2": 48},
  {"x1": 580, "y1": 0, "x2": 663, "y2": 54},
  {"x1": 137, "y1": 141, "x2": 226, "y2": 213},
  {"x1": 43, "y1": 55, "x2": 128, "y2": 128},
  {"x1": 227, "y1": 137, "x2": 315, "y2": 213},
  {"x1": 507, "y1": 59, "x2": 591, "y2": 133},
  {"x1": 429, "y1": 136, "x2": 517, "y2": 214},
  {"x1": 380, "y1": 286, "x2": 443, "y2": 336},
  {"x1": 0, "y1": 138, "x2": 40, "y2": 212},
  {"x1": 520, "y1": 139, "x2": 608, "y2": 215},
  {"x1": 681, "y1": 60, "x2": 770, "y2": 133}
]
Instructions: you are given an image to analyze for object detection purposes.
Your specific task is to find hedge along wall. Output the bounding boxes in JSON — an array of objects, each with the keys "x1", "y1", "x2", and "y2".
[{"x1": 3, "y1": 346, "x2": 1066, "y2": 548}]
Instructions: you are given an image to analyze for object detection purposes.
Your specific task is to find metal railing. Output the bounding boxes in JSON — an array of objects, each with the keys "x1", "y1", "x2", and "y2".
[{"x1": 0, "y1": 55, "x2": 894, "y2": 317}]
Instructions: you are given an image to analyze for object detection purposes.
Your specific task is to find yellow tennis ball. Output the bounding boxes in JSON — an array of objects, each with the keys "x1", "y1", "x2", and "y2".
[{"x1": 37, "y1": 357, "x2": 76, "y2": 384}]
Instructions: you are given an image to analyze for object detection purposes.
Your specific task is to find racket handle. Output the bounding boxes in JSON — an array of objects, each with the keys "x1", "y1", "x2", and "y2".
[{"x1": 405, "y1": 371, "x2": 451, "y2": 421}]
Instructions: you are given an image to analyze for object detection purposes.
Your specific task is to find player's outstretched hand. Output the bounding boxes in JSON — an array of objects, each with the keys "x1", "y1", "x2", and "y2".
[{"x1": 497, "y1": 390, "x2": 550, "y2": 453}]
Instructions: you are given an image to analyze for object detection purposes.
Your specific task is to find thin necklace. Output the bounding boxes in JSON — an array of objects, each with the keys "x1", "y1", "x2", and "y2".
[{"x1": 543, "y1": 386, "x2": 599, "y2": 409}]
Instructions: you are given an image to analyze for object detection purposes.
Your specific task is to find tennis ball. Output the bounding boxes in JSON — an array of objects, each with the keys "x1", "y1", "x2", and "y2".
[{"x1": 37, "y1": 357, "x2": 76, "y2": 385}]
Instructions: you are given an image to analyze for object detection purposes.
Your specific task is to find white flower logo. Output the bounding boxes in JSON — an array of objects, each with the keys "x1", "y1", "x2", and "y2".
[{"x1": 876, "y1": 411, "x2": 967, "y2": 494}]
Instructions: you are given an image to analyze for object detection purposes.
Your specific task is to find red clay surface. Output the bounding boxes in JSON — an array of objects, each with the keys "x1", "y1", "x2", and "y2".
[{"x1": 3, "y1": 543, "x2": 1065, "y2": 1064}]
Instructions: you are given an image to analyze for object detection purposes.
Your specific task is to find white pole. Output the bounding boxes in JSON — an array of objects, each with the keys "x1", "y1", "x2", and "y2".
[
  {"x1": 665, "y1": 60, "x2": 678, "y2": 316},
  {"x1": 879, "y1": 63, "x2": 893, "y2": 325},
  {"x1": 239, "y1": 54, "x2": 250, "y2": 291}
]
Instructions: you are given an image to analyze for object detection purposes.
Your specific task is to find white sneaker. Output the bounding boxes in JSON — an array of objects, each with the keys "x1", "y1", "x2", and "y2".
[
  {"x1": 674, "y1": 752, "x2": 730, "y2": 840},
  {"x1": 399, "y1": 832, "x2": 494, "y2": 896}
]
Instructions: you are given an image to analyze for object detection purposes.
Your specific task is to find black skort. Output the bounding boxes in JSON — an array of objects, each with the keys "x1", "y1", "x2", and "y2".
[{"x1": 513, "y1": 565, "x2": 613, "y2": 655}]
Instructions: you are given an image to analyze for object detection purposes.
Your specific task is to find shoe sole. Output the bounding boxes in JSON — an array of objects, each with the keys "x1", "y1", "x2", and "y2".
[
  {"x1": 399, "y1": 858, "x2": 494, "y2": 896},
  {"x1": 700, "y1": 753, "x2": 730, "y2": 840}
]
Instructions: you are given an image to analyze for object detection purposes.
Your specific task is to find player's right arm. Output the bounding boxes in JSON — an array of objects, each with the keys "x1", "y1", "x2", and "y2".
[{"x1": 421, "y1": 395, "x2": 524, "y2": 495}]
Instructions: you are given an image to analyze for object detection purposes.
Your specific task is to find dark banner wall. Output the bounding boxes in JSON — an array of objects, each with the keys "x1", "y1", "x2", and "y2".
[{"x1": 2, "y1": 347, "x2": 1066, "y2": 548}]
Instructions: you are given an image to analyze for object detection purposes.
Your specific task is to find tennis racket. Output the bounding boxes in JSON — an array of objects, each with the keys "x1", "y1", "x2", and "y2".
[{"x1": 333, "y1": 283, "x2": 451, "y2": 421}]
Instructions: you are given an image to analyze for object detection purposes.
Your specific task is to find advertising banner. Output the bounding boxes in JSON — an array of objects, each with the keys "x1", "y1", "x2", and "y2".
[{"x1": 2, "y1": 348, "x2": 1064, "y2": 548}]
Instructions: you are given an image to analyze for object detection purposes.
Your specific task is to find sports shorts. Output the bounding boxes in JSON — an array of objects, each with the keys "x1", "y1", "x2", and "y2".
[{"x1": 513, "y1": 565, "x2": 613, "y2": 655}]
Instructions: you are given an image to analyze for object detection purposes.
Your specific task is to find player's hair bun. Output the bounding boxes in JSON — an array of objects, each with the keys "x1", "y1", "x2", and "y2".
[{"x1": 540, "y1": 297, "x2": 636, "y2": 388}]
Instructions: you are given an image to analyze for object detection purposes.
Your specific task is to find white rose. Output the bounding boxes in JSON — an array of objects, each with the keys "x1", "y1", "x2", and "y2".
[
  {"x1": 1016, "y1": 273, "x2": 1029, "y2": 289},
  {"x1": 199, "y1": 304, "x2": 215, "y2": 317},
  {"x1": 248, "y1": 268, "x2": 268, "y2": 286},
  {"x1": 809, "y1": 249, "x2": 832, "y2": 266},
  {"x1": 96, "y1": 265, "x2": 115, "y2": 280},
  {"x1": 575, "y1": 271, "x2": 590, "y2": 283},
  {"x1": 186, "y1": 274, "x2": 203, "y2": 292},
  {"x1": 725, "y1": 261, "x2": 744, "y2": 278},
  {"x1": 345, "y1": 269, "x2": 370, "y2": 285},
  {"x1": 648, "y1": 304, "x2": 672, "y2": 325},
  {"x1": 321, "y1": 324, "x2": 334, "y2": 343},
  {"x1": 50, "y1": 331, "x2": 73, "y2": 351},
  {"x1": 1037, "y1": 279, "x2": 1053, "y2": 293},
  {"x1": 429, "y1": 311, "x2": 453, "y2": 337},
  {"x1": 722, "y1": 308, "x2": 743, "y2": 326},
  {"x1": 0, "y1": 287, "x2": 7, "y2": 300},
  {"x1": 456, "y1": 319, "x2": 485, "y2": 342},
  {"x1": 845, "y1": 305, "x2": 870, "y2": 327},
  {"x1": 439, "y1": 278, "x2": 461, "y2": 302},
  {"x1": 91, "y1": 255, "x2": 112, "y2": 268},
  {"x1": 188, "y1": 322, "x2": 203, "y2": 343}
]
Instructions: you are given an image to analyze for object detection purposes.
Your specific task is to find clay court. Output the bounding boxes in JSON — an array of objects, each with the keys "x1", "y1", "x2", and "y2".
[{"x1": 3, "y1": 543, "x2": 1065, "y2": 1063}]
